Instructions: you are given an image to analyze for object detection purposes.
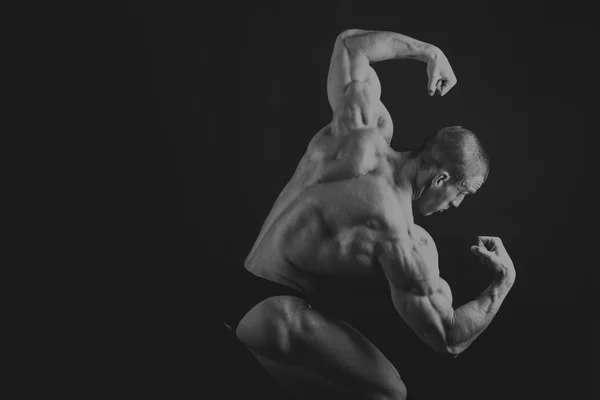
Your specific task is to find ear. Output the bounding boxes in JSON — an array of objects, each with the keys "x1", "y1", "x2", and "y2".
[{"x1": 431, "y1": 170, "x2": 450, "y2": 187}]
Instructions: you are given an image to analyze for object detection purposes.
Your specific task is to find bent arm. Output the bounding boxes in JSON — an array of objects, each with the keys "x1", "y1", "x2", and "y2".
[
  {"x1": 389, "y1": 272, "x2": 515, "y2": 356},
  {"x1": 344, "y1": 30, "x2": 437, "y2": 65},
  {"x1": 379, "y1": 233, "x2": 516, "y2": 356},
  {"x1": 327, "y1": 29, "x2": 438, "y2": 112}
]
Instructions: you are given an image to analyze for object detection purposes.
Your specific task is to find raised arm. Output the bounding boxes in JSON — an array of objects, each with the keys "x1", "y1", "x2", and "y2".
[
  {"x1": 327, "y1": 30, "x2": 457, "y2": 136},
  {"x1": 379, "y1": 234, "x2": 516, "y2": 356}
]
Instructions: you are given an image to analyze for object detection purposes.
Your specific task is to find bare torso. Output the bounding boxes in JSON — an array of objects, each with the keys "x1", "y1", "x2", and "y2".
[
  {"x1": 230, "y1": 29, "x2": 483, "y2": 400},
  {"x1": 244, "y1": 123, "x2": 437, "y2": 295}
]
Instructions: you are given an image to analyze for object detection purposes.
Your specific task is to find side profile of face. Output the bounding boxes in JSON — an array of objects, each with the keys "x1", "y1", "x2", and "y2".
[{"x1": 417, "y1": 171, "x2": 484, "y2": 216}]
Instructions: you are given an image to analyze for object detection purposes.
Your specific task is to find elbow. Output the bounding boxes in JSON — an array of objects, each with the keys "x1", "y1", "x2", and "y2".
[
  {"x1": 428, "y1": 342, "x2": 462, "y2": 358},
  {"x1": 424, "y1": 332, "x2": 463, "y2": 358},
  {"x1": 440, "y1": 345, "x2": 462, "y2": 358},
  {"x1": 440, "y1": 339, "x2": 470, "y2": 358},
  {"x1": 337, "y1": 29, "x2": 363, "y2": 40},
  {"x1": 427, "y1": 334, "x2": 465, "y2": 358},
  {"x1": 338, "y1": 29, "x2": 365, "y2": 53}
]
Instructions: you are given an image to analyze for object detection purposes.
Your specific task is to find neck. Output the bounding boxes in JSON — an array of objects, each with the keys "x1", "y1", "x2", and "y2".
[{"x1": 393, "y1": 151, "x2": 425, "y2": 201}]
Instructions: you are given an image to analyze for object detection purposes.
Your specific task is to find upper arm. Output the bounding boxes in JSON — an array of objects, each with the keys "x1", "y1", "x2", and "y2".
[
  {"x1": 378, "y1": 227, "x2": 456, "y2": 354},
  {"x1": 390, "y1": 277, "x2": 455, "y2": 355},
  {"x1": 327, "y1": 31, "x2": 390, "y2": 138}
]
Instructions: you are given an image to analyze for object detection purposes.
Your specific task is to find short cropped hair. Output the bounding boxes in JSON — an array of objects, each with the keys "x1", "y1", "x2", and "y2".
[{"x1": 412, "y1": 126, "x2": 490, "y2": 186}]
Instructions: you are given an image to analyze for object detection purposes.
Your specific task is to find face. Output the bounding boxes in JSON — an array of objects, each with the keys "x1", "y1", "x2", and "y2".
[{"x1": 417, "y1": 172, "x2": 484, "y2": 216}]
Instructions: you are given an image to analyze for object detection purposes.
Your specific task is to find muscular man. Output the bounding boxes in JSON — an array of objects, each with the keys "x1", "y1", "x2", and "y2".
[{"x1": 225, "y1": 29, "x2": 516, "y2": 400}]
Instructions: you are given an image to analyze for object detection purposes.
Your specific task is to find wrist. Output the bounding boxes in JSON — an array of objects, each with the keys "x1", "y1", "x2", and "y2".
[
  {"x1": 494, "y1": 268, "x2": 516, "y2": 288},
  {"x1": 422, "y1": 45, "x2": 440, "y2": 63}
]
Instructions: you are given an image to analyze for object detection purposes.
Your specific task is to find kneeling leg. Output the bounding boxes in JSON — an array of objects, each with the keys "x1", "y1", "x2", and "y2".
[{"x1": 236, "y1": 295, "x2": 407, "y2": 400}]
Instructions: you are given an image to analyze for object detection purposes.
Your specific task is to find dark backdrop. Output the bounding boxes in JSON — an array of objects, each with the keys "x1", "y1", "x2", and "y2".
[{"x1": 14, "y1": 1, "x2": 593, "y2": 399}]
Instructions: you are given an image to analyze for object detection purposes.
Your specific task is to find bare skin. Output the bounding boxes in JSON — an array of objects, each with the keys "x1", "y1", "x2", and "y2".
[{"x1": 236, "y1": 29, "x2": 516, "y2": 400}]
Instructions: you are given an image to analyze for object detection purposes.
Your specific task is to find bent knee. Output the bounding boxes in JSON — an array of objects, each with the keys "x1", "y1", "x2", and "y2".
[
  {"x1": 236, "y1": 296, "x2": 309, "y2": 362},
  {"x1": 381, "y1": 383, "x2": 408, "y2": 400},
  {"x1": 371, "y1": 363, "x2": 407, "y2": 400}
]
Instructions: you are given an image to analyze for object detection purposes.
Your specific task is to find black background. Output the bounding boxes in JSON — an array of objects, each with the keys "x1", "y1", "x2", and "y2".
[{"x1": 14, "y1": 1, "x2": 594, "y2": 399}]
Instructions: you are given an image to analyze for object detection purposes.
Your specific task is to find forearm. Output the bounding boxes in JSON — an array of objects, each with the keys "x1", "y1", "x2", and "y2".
[
  {"x1": 342, "y1": 29, "x2": 437, "y2": 64},
  {"x1": 446, "y1": 273, "x2": 515, "y2": 355}
]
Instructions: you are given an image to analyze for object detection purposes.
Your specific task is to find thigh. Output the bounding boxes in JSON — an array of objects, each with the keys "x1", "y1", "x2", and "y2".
[{"x1": 236, "y1": 295, "x2": 407, "y2": 400}]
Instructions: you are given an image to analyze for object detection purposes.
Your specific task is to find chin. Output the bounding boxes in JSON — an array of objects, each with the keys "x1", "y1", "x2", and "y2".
[
  {"x1": 417, "y1": 203, "x2": 432, "y2": 217},
  {"x1": 424, "y1": 208, "x2": 443, "y2": 216}
]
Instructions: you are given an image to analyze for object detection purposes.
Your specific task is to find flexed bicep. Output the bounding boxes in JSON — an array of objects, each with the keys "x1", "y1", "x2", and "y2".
[
  {"x1": 327, "y1": 30, "x2": 376, "y2": 110},
  {"x1": 327, "y1": 31, "x2": 384, "y2": 135},
  {"x1": 377, "y1": 227, "x2": 456, "y2": 355},
  {"x1": 388, "y1": 277, "x2": 455, "y2": 355}
]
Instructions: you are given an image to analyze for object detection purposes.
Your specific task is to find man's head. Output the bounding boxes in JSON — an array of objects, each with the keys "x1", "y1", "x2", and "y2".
[{"x1": 410, "y1": 126, "x2": 490, "y2": 216}]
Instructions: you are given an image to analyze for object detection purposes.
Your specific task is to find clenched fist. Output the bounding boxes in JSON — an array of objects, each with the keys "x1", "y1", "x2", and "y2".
[
  {"x1": 426, "y1": 47, "x2": 457, "y2": 96},
  {"x1": 470, "y1": 236, "x2": 516, "y2": 284}
]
